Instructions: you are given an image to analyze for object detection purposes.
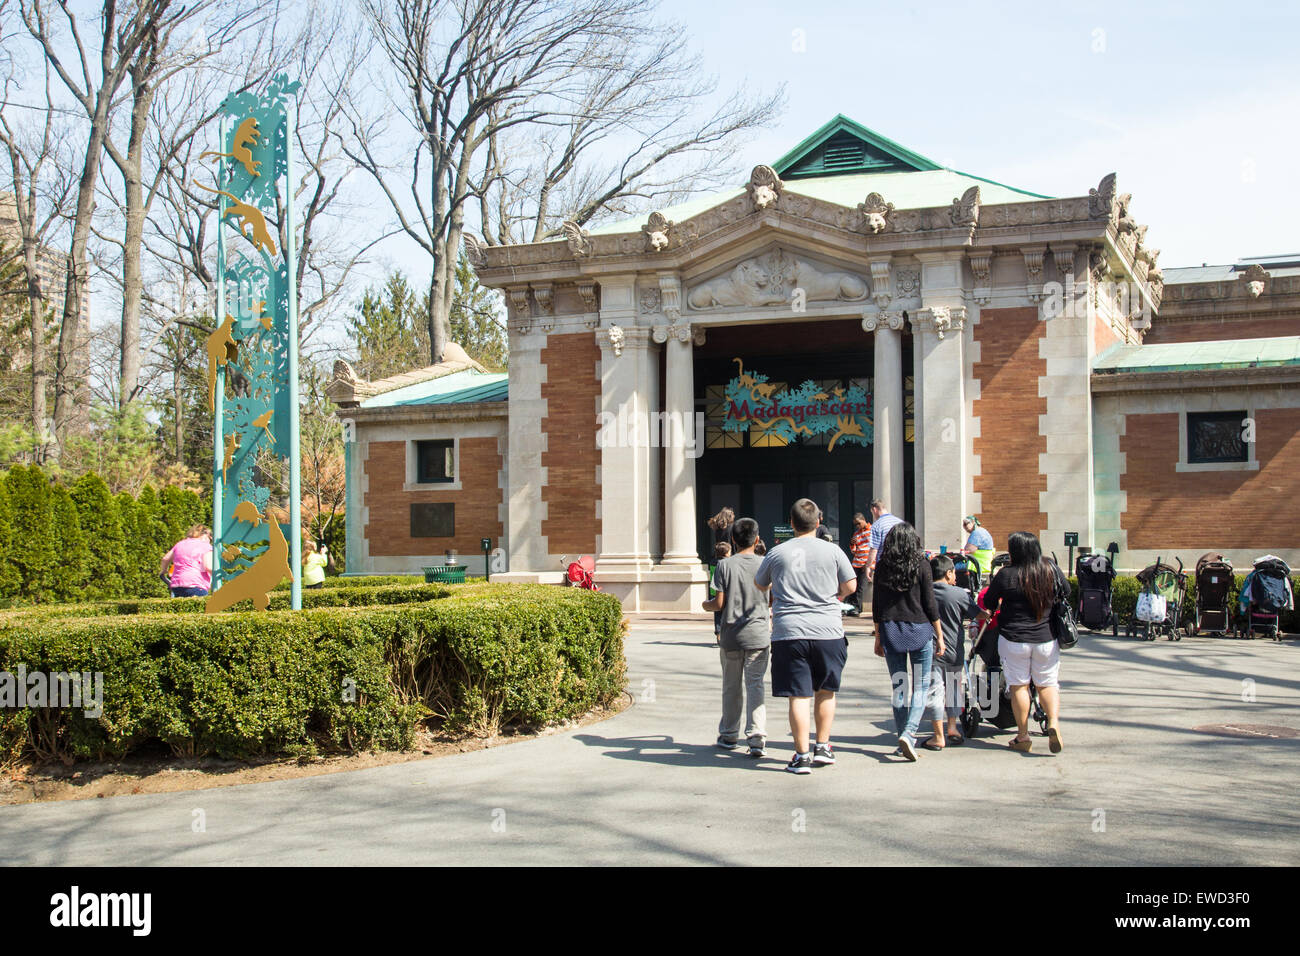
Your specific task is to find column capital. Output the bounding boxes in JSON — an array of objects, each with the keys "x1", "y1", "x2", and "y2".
[
  {"x1": 909, "y1": 305, "x2": 968, "y2": 341},
  {"x1": 598, "y1": 324, "x2": 660, "y2": 357},
  {"x1": 862, "y1": 309, "x2": 906, "y2": 333},
  {"x1": 652, "y1": 322, "x2": 695, "y2": 344}
]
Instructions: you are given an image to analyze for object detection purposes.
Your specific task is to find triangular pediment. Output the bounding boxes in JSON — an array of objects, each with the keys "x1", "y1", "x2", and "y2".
[
  {"x1": 773, "y1": 115, "x2": 942, "y2": 180},
  {"x1": 682, "y1": 242, "x2": 873, "y2": 314}
]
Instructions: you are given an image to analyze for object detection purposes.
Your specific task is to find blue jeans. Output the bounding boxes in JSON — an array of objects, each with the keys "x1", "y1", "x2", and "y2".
[
  {"x1": 885, "y1": 643, "x2": 933, "y2": 744},
  {"x1": 170, "y1": 586, "x2": 208, "y2": 598}
]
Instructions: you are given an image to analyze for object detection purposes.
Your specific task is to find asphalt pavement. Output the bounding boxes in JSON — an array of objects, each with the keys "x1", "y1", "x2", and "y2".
[{"x1": 2, "y1": 614, "x2": 1297, "y2": 866}]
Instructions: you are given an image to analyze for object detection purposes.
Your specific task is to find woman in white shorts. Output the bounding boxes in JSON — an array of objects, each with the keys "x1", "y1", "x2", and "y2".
[{"x1": 981, "y1": 531, "x2": 1067, "y2": 753}]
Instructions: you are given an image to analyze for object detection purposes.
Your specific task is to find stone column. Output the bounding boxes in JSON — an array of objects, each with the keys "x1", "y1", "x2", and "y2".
[
  {"x1": 864, "y1": 310, "x2": 906, "y2": 516},
  {"x1": 595, "y1": 325, "x2": 659, "y2": 570},
  {"x1": 910, "y1": 305, "x2": 969, "y2": 551},
  {"x1": 658, "y1": 322, "x2": 701, "y2": 565}
]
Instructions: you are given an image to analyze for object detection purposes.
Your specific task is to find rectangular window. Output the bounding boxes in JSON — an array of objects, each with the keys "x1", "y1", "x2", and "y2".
[
  {"x1": 415, "y1": 439, "x2": 455, "y2": 483},
  {"x1": 1187, "y1": 411, "x2": 1247, "y2": 464},
  {"x1": 410, "y1": 503, "x2": 455, "y2": 538}
]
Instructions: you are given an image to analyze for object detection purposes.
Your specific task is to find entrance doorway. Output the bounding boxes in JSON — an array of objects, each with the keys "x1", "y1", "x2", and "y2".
[{"x1": 694, "y1": 322, "x2": 885, "y2": 560}]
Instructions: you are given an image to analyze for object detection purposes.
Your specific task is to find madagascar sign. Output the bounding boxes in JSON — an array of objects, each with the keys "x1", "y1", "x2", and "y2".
[{"x1": 722, "y1": 358, "x2": 873, "y2": 450}]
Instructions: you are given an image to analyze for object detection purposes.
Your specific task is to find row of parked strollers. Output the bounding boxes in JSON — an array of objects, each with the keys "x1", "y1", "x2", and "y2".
[{"x1": 1073, "y1": 552, "x2": 1295, "y2": 642}]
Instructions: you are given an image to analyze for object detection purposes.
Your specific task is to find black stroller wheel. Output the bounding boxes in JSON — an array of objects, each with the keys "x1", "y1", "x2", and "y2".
[{"x1": 961, "y1": 708, "x2": 979, "y2": 739}]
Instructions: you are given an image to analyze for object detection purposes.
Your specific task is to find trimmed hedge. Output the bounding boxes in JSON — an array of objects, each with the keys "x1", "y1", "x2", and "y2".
[
  {"x1": 0, "y1": 583, "x2": 625, "y2": 765},
  {"x1": 274, "y1": 574, "x2": 425, "y2": 590}
]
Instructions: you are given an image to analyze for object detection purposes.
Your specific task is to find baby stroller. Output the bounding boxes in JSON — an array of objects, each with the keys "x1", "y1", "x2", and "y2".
[
  {"x1": 1234, "y1": 555, "x2": 1294, "y2": 641},
  {"x1": 1188, "y1": 552, "x2": 1234, "y2": 637},
  {"x1": 959, "y1": 592, "x2": 1048, "y2": 739},
  {"x1": 563, "y1": 554, "x2": 600, "y2": 591},
  {"x1": 952, "y1": 553, "x2": 981, "y2": 602},
  {"x1": 1127, "y1": 556, "x2": 1186, "y2": 641},
  {"x1": 1076, "y1": 552, "x2": 1118, "y2": 636}
]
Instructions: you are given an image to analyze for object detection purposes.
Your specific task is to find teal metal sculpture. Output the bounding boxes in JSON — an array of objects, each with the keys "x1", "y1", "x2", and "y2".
[{"x1": 203, "y1": 74, "x2": 303, "y2": 612}]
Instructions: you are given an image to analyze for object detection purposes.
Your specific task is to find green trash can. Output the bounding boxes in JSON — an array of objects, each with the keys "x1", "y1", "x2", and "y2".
[{"x1": 423, "y1": 565, "x2": 467, "y2": 584}]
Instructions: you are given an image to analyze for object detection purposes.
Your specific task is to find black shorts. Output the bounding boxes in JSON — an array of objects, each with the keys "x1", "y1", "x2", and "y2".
[{"x1": 771, "y1": 637, "x2": 848, "y2": 698}]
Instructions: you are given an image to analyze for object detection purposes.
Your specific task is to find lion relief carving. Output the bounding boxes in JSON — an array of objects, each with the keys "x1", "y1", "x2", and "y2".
[{"x1": 687, "y1": 251, "x2": 869, "y2": 310}]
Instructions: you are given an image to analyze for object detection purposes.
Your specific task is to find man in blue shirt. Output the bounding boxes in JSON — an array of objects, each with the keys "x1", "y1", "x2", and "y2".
[{"x1": 865, "y1": 499, "x2": 903, "y2": 583}]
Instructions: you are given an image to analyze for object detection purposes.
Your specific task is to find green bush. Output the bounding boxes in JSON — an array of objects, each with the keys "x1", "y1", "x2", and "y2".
[
  {"x1": 70, "y1": 473, "x2": 126, "y2": 600},
  {"x1": 0, "y1": 583, "x2": 625, "y2": 763},
  {"x1": 5, "y1": 465, "x2": 57, "y2": 602}
]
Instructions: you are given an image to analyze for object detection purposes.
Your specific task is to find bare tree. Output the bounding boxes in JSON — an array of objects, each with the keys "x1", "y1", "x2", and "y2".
[
  {"x1": 0, "y1": 56, "x2": 75, "y2": 462},
  {"x1": 100, "y1": 0, "x2": 267, "y2": 411},
  {"x1": 20, "y1": 0, "x2": 185, "y2": 449},
  {"x1": 352, "y1": 0, "x2": 783, "y2": 365}
]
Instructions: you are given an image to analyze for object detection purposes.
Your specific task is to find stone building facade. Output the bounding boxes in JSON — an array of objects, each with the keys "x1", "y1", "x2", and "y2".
[{"x1": 333, "y1": 117, "x2": 1299, "y2": 608}]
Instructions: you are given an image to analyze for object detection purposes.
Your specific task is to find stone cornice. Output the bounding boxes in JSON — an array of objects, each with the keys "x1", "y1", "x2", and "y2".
[
  {"x1": 336, "y1": 401, "x2": 508, "y2": 426},
  {"x1": 1091, "y1": 365, "x2": 1300, "y2": 394},
  {"x1": 1160, "y1": 273, "x2": 1300, "y2": 305},
  {"x1": 471, "y1": 193, "x2": 1114, "y2": 284}
]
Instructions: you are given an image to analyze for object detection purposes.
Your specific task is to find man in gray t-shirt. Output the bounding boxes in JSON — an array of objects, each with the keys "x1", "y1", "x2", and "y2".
[
  {"x1": 702, "y1": 519, "x2": 771, "y2": 756},
  {"x1": 754, "y1": 499, "x2": 857, "y2": 774}
]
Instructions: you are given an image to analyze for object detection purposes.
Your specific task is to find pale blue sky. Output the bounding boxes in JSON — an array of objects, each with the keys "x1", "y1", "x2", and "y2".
[{"x1": 309, "y1": 1, "x2": 1300, "y2": 350}]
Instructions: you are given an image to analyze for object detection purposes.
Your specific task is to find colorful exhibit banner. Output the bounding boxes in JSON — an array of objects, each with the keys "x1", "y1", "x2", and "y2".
[{"x1": 722, "y1": 359, "x2": 873, "y2": 451}]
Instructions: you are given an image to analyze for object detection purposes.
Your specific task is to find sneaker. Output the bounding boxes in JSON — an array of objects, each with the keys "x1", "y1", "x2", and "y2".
[
  {"x1": 716, "y1": 737, "x2": 739, "y2": 750},
  {"x1": 747, "y1": 743, "x2": 766, "y2": 758},
  {"x1": 785, "y1": 751, "x2": 813, "y2": 774},
  {"x1": 898, "y1": 736, "x2": 917, "y2": 762},
  {"x1": 812, "y1": 742, "x2": 835, "y2": 766}
]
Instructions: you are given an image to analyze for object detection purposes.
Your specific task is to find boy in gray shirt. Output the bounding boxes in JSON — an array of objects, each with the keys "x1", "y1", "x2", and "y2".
[
  {"x1": 702, "y1": 517, "x2": 770, "y2": 757},
  {"x1": 754, "y1": 499, "x2": 857, "y2": 773}
]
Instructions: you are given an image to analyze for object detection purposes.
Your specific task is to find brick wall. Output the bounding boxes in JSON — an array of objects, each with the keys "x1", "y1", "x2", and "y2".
[
  {"x1": 1121, "y1": 408, "x2": 1300, "y2": 549},
  {"x1": 364, "y1": 437, "x2": 503, "y2": 556},
  {"x1": 1094, "y1": 314, "x2": 1123, "y2": 355},
  {"x1": 972, "y1": 307, "x2": 1047, "y2": 541},
  {"x1": 1144, "y1": 316, "x2": 1300, "y2": 344},
  {"x1": 541, "y1": 332, "x2": 600, "y2": 555}
]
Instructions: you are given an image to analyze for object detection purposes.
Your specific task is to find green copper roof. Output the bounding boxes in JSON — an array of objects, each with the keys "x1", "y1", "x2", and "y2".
[
  {"x1": 360, "y1": 369, "x2": 508, "y2": 408},
  {"x1": 772, "y1": 115, "x2": 942, "y2": 178},
  {"x1": 588, "y1": 116, "x2": 1049, "y2": 236},
  {"x1": 1094, "y1": 336, "x2": 1300, "y2": 374}
]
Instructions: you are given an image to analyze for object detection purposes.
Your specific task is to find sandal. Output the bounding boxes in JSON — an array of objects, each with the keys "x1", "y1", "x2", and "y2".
[
  {"x1": 1008, "y1": 737, "x2": 1032, "y2": 752},
  {"x1": 922, "y1": 739, "x2": 944, "y2": 751},
  {"x1": 946, "y1": 734, "x2": 965, "y2": 746},
  {"x1": 1048, "y1": 726, "x2": 1063, "y2": 754}
]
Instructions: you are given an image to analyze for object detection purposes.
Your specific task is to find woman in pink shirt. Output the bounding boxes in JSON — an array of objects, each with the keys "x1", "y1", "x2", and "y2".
[{"x1": 161, "y1": 525, "x2": 213, "y2": 597}]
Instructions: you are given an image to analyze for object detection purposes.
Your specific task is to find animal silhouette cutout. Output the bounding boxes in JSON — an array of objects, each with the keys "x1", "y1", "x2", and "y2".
[
  {"x1": 231, "y1": 500, "x2": 263, "y2": 527},
  {"x1": 199, "y1": 116, "x2": 262, "y2": 177},
  {"x1": 205, "y1": 511, "x2": 294, "y2": 613},
  {"x1": 221, "y1": 544, "x2": 244, "y2": 563},
  {"x1": 222, "y1": 431, "x2": 240, "y2": 484},
  {"x1": 252, "y1": 410, "x2": 274, "y2": 446},
  {"x1": 253, "y1": 299, "x2": 271, "y2": 330},
  {"x1": 206, "y1": 315, "x2": 238, "y2": 412},
  {"x1": 195, "y1": 182, "x2": 278, "y2": 257}
]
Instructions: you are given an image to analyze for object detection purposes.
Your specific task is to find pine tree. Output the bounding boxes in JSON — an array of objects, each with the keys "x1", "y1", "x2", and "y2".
[
  {"x1": 71, "y1": 472, "x2": 126, "y2": 599},
  {"x1": 116, "y1": 492, "x2": 147, "y2": 597},
  {"x1": 5, "y1": 465, "x2": 57, "y2": 602},
  {"x1": 447, "y1": 251, "x2": 507, "y2": 370},
  {"x1": 135, "y1": 485, "x2": 170, "y2": 597},
  {"x1": 49, "y1": 483, "x2": 87, "y2": 601},
  {"x1": 0, "y1": 478, "x2": 19, "y2": 601}
]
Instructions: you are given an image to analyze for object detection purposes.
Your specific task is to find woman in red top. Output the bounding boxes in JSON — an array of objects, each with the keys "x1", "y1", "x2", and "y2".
[{"x1": 847, "y1": 512, "x2": 871, "y2": 616}]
